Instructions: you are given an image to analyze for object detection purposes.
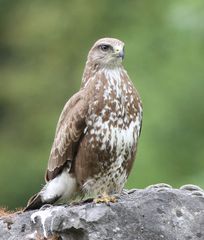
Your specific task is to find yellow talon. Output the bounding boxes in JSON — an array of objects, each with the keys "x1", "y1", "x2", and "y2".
[{"x1": 93, "y1": 192, "x2": 117, "y2": 204}]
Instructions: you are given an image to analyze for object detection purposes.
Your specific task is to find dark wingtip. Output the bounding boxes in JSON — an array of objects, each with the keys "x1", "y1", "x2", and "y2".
[{"x1": 23, "y1": 193, "x2": 44, "y2": 212}]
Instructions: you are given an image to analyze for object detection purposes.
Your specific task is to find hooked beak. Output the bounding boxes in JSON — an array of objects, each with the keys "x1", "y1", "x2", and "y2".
[
  {"x1": 115, "y1": 47, "x2": 125, "y2": 60},
  {"x1": 119, "y1": 49, "x2": 125, "y2": 60}
]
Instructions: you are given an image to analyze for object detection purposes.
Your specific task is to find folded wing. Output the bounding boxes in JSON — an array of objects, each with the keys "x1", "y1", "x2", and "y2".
[{"x1": 45, "y1": 90, "x2": 88, "y2": 181}]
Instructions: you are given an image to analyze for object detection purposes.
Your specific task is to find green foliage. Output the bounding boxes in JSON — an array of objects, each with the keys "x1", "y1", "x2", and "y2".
[{"x1": 0, "y1": 0, "x2": 204, "y2": 209}]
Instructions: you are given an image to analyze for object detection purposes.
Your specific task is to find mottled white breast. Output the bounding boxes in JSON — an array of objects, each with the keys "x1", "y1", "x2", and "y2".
[
  {"x1": 83, "y1": 67, "x2": 142, "y2": 196},
  {"x1": 87, "y1": 67, "x2": 142, "y2": 153}
]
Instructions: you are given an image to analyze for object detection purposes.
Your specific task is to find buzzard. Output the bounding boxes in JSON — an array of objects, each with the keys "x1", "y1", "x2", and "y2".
[{"x1": 25, "y1": 38, "x2": 143, "y2": 210}]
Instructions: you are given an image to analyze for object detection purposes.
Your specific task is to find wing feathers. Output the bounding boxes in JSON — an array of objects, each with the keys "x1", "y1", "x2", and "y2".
[{"x1": 45, "y1": 91, "x2": 88, "y2": 181}]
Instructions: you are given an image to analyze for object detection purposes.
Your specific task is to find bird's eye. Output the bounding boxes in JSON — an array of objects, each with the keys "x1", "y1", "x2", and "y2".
[{"x1": 100, "y1": 44, "x2": 110, "y2": 52}]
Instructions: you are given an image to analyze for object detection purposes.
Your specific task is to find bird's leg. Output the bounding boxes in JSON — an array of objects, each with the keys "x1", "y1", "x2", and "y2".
[{"x1": 93, "y1": 192, "x2": 117, "y2": 204}]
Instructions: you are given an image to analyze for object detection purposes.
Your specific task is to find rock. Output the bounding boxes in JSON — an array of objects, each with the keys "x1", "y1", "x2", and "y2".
[{"x1": 0, "y1": 184, "x2": 204, "y2": 240}]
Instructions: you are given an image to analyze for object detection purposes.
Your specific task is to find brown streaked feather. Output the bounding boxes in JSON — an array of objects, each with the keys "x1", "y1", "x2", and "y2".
[
  {"x1": 74, "y1": 69, "x2": 142, "y2": 188},
  {"x1": 45, "y1": 90, "x2": 88, "y2": 182}
]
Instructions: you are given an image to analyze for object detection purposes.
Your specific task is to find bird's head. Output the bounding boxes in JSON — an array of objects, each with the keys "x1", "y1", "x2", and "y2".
[{"x1": 87, "y1": 38, "x2": 125, "y2": 68}]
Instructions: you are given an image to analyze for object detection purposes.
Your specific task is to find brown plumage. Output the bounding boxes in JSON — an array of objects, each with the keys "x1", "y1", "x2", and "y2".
[{"x1": 25, "y1": 37, "x2": 142, "y2": 211}]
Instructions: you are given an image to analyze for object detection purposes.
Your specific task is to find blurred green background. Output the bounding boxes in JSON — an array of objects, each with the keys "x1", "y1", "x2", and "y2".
[{"x1": 0, "y1": 0, "x2": 204, "y2": 210}]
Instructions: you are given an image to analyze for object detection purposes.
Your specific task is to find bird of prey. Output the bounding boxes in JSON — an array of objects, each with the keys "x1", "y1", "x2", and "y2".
[{"x1": 25, "y1": 37, "x2": 143, "y2": 211}]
